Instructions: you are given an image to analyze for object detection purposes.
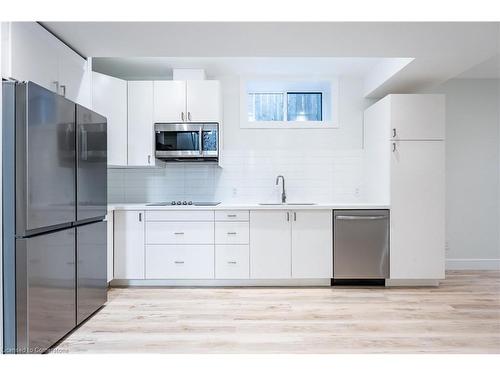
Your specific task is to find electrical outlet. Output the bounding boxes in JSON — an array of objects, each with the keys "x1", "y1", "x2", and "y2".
[
  {"x1": 445, "y1": 241, "x2": 450, "y2": 254},
  {"x1": 232, "y1": 187, "x2": 237, "y2": 197},
  {"x1": 354, "y1": 187, "x2": 360, "y2": 197}
]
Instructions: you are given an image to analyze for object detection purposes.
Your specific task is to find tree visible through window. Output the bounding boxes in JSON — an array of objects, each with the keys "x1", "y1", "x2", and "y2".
[
  {"x1": 247, "y1": 93, "x2": 284, "y2": 121},
  {"x1": 248, "y1": 91, "x2": 323, "y2": 122},
  {"x1": 287, "y1": 92, "x2": 322, "y2": 121}
]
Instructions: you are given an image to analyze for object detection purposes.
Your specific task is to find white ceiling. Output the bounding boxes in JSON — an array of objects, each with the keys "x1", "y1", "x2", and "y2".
[
  {"x1": 92, "y1": 57, "x2": 386, "y2": 80},
  {"x1": 41, "y1": 22, "x2": 500, "y2": 97}
]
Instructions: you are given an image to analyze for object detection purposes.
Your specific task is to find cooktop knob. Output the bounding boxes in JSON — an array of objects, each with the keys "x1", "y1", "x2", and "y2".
[
  {"x1": 182, "y1": 201, "x2": 188, "y2": 205},
  {"x1": 188, "y1": 201, "x2": 193, "y2": 205},
  {"x1": 171, "y1": 200, "x2": 176, "y2": 205},
  {"x1": 176, "y1": 201, "x2": 182, "y2": 205}
]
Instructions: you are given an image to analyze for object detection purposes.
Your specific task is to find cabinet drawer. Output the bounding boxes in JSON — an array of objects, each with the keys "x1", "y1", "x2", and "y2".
[
  {"x1": 145, "y1": 245, "x2": 214, "y2": 279},
  {"x1": 215, "y1": 245, "x2": 249, "y2": 279},
  {"x1": 145, "y1": 210, "x2": 214, "y2": 222},
  {"x1": 214, "y1": 210, "x2": 249, "y2": 221},
  {"x1": 215, "y1": 222, "x2": 249, "y2": 244},
  {"x1": 146, "y1": 222, "x2": 214, "y2": 244}
]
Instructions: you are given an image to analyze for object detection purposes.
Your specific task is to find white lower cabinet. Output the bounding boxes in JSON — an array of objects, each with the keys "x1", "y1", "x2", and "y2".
[
  {"x1": 215, "y1": 222, "x2": 249, "y2": 244},
  {"x1": 250, "y1": 210, "x2": 333, "y2": 279},
  {"x1": 145, "y1": 245, "x2": 214, "y2": 279},
  {"x1": 145, "y1": 221, "x2": 214, "y2": 244},
  {"x1": 390, "y1": 140, "x2": 445, "y2": 279},
  {"x1": 106, "y1": 210, "x2": 114, "y2": 282},
  {"x1": 112, "y1": 208, "x2": 334, "y2": 283},
  {"x1": 291, "y1": 210, "x2": 333, "y2": 278},
  {"x1": 215, "y1": 245, "x2": 250, "y2": 279},
  {"x1": 114, "y1": 210, "x2": 145, "y2": 279},
  {"x1": 250, "y1": 211, "x2": 292, "y2": 279}
]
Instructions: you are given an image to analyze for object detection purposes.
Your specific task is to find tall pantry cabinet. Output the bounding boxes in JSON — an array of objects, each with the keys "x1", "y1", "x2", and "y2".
[{"x1": 364, "y1": 94, "x2": 445, "y2": 283}]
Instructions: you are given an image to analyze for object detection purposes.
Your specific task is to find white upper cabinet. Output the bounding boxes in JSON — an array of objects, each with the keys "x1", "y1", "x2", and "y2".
[
  {"x1": 2, "y1": 22, "x2": 91, "y2": 107},
  {"x1": 153, "y1": 80, "x2": 221, "y2": 123},
  {"x1": 389, "y1": 94, "x2": 445, "y2": 140},
  {"x1": 390, "y1": 140, "x2": 445, "y2": 279},
  {"x1": 291, "y1": 210, "x2": 333, "y2": 279},
  {"x1": 127, "y1": 81, "x2": 155, "y2": 166},
  {"x1": 3, "y1": 22, "x2": 59, "y2": 92},
  {"x1": 92, "y1": 71, "x2": 128, "y2": 166},
  {"x1": 153, "y1": 80, "x2": 187, "y2": 123},
  {"x1": 57, "y1": 44, "x2": 91, "y2": 108},
  {"x1": 186, "y1": 80, "x2": 221, "y2": 122},
  {"x1": 250, "y1": 210, "x2": 292, "y2": 279}
]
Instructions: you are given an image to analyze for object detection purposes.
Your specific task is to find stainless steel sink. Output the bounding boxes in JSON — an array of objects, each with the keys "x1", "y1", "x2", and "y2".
[{"x1": 258, "y1": 203, "x2": 316, "y2": 206}]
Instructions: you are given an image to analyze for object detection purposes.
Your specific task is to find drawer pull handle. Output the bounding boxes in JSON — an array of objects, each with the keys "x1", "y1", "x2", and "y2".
[
  {"x1": 227, "y1": 214, "x2": 237, "y2": 218},
  {"x1": 227, "y1": 232, "x2": 237, "y2": 235},
  {"x1": 174, "y1": 232, "x2": 185, "y2": 235},
  {"x1": 227, "y1": 261, "x2": 237, "y2": 264},
  {"x1": 174, "y1": 261, "x2": 185, "y2": 264}
]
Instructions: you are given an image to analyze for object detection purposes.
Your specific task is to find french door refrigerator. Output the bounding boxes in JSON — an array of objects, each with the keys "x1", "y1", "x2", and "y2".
[{"x1": 2, "y1": 81, "x2": 107, "y2": 354}]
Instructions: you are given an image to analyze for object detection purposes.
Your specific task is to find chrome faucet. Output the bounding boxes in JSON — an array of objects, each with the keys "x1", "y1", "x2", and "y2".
[{"x1": 276, "y1": 175, "x2": 286, "y2": 203}]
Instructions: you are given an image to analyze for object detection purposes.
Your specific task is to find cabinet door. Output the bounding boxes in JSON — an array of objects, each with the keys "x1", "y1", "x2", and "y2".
[
  {"x1": 186, "y1": 80, "x2": 220, "y2": 122},
  {"x1": 127, "y1": 81, "x2": 154, "y2": 166},
  {"x1": 106, "y1": 211, "x2": 114, "y2": 282},
  {"x1": 92, "y1": 72, "x2": 128, "y2": 166},
  {"x1": 390, "y1": 140, "x2": 445, "y2": 279},
  {"x1": 58, "y1": 44, "x2": 91, "y2": 107},
  {"x1": 7, "y1": 22, "x2": 59, "y2": 93},
  {"x1": 390, "y1": 94, "x2": 445, "y2": 140},
  {"x1": 291, "y1": 210, "x2": 333, "y2": 278},
  {"x1": 114, "y1": 211, "x2": 145, "y2": 279},
  {"x1": 153, "y1": 80, "x2": 186, "y2": 122},
  {"x1": 145, "y1": 245, "x2": 214, "y2": 279},
  {"x1": 250, "y1": 211, "x2": 291, "y2": 279}
]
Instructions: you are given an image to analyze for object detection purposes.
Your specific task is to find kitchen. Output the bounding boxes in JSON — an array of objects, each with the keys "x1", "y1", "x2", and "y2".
[{"x1": 1, "y1": 14, "x2": 499, "y2": 368}]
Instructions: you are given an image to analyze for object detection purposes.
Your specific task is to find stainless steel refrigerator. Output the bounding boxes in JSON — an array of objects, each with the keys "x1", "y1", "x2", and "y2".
[{"x1": 2, "y1": 81, "x2": 107, "y2": 354}]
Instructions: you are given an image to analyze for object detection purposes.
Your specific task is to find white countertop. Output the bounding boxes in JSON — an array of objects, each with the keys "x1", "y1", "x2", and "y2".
[{"x1": 108, "y1": 202, "x2": 390, "y2": 211}]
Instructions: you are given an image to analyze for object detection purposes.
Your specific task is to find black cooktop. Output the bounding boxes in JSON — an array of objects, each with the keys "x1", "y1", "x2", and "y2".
[{"x1": 146, "y1": 201, "x2": 221, "y2": 207}]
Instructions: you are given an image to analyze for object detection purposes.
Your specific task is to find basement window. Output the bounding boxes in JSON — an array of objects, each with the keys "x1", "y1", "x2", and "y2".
[{"x1": 241, "y1": 78, "x2": 338, "y2": 128}]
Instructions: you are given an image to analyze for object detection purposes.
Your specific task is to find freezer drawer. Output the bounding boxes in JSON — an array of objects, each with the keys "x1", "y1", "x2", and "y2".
[
  {"x1": 77, "y1": 221, "x2": 107, "y2": 325},
  {"x1": 16, "y1": 228, "x2": 76, "y2": 353},
  {"x1": 334, "y1": 210, "x2": 389, "y2": 279}
]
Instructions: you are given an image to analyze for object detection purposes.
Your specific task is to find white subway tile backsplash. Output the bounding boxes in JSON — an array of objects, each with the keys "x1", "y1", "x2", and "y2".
[{"x1": 108, "y1": 149, "x2": 364, "y2": 204}]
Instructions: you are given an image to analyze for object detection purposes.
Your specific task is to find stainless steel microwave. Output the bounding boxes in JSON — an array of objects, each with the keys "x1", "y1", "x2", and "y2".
[{"x1": 154, "y1": 123, "x2": 219, "y2": 161}]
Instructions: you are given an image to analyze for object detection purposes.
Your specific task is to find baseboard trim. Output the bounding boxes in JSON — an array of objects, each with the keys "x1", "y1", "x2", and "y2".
[
  {"x1": 110, "y1": 279, "x2": 332, "y2": 287},
  {"x1": 446, "y1": 258, "x2": 500, "y2": 270},
  {"x1": 386, "y1": 279, "x2": 440, "y2": 287}
]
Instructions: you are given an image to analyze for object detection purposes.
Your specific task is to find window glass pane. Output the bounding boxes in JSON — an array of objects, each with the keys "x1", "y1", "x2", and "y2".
[
  {"x1": 287, "y1": 92, "x2": 322, "y2": 121},
  {"x1": 248, "y1": 93, "x2": 284, "y2": 121}
]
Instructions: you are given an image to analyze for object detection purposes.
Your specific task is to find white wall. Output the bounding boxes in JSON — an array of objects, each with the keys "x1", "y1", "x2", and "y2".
[
  {"x1": 427, "y1": 79, "x2": 500, "y2": 269},
  {"x1": 108, "y1": 76, "x2": 376, "y2": 204}
]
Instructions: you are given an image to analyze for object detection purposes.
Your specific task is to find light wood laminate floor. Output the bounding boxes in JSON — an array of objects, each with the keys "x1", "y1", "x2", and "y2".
[{"x1": 54, "y1": 271, "x2": 500, "y2": 354}]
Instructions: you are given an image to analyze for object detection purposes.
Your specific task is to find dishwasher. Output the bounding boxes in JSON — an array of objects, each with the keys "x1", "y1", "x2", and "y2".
[{"x1": 333, "y1": 210, "x2": 389, "y2": 284}]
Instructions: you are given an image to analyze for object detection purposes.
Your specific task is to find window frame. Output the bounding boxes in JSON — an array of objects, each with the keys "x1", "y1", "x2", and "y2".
[{"x1": 240, "y1": 76, "x2": 339, "y2": 129}]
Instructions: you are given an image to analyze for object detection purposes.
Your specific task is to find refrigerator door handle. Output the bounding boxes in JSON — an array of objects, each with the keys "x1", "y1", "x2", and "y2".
[
  {"x1": 81, "y1": 128, "x2": 88, "y2": 161},
  {"x1": 336, "y1": 215, "x2": 388, "y2": 220}
]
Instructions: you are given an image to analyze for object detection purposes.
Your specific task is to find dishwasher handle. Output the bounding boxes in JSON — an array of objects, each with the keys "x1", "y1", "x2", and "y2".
[{"x1": 335, "y1": 215, "x2": 388, "y2": 220}]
